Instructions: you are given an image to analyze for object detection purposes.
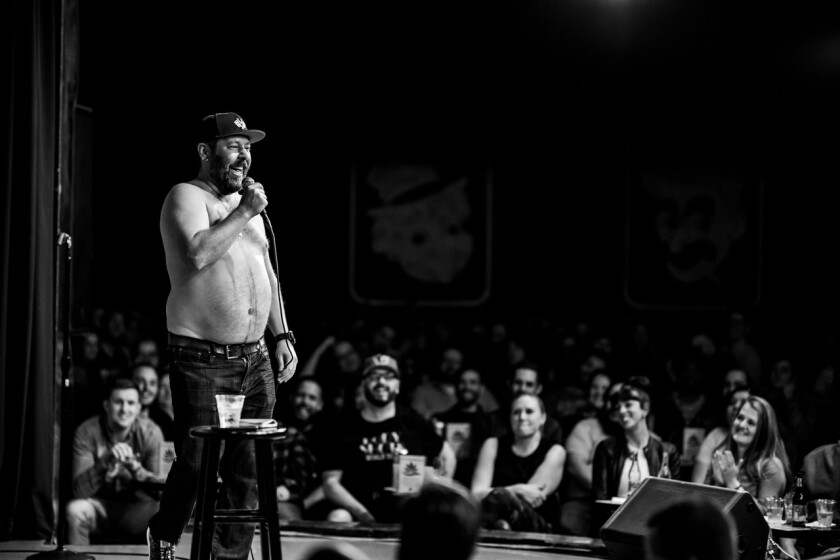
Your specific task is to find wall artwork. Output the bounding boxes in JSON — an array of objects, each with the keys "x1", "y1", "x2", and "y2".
[
  {"x1": 350, "y1": 160, "x2": 492, "y2": 306},
  {"x1": 624, "y1": 132, "x2": 763, "y2": 311}
]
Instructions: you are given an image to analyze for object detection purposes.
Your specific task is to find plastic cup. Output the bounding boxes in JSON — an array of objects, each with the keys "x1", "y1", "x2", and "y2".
[
  {"x1": 216, "y1": 394, "x2": 245, "y2": 428},
  {"x1": 815, "y1": 499, "x2": 836, "y2": 528},
  {"x1": 762, "y1": 497, "x2": 784, "y2": 524}
]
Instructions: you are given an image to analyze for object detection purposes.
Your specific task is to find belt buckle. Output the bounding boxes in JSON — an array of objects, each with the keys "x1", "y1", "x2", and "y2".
[{"x1": 225, "y1": 345, "x2": 236, "y2": 359}]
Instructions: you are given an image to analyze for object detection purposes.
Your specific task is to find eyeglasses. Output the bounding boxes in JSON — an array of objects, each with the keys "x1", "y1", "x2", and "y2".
[{"x1": 365, "y1": 370, "x2": 398, "y2": 382}]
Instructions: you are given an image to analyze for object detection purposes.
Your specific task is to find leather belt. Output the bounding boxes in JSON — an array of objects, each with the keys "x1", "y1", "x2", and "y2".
[{"x1": 168, "y1": 332, "x2": 265, "y2": 359}]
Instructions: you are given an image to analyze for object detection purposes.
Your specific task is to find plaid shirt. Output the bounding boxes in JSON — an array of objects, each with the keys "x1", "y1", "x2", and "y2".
[{"x1": 272, "y1": 425, "x2": 321, "y2": 504}]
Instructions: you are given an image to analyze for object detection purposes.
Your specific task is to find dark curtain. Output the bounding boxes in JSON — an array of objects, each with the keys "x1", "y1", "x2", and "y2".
[{"x1": 0, "y1": 0, "x2": 78, "y2": 541}]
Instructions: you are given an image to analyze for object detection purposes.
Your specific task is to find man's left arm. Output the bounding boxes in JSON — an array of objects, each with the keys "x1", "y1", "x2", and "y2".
[{"x1": 264, "y1": 251, "x2": 297, "y2": 383}]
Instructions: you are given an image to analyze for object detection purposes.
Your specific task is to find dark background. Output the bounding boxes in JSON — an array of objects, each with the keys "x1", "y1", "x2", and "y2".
[{"x1": 75, "y1": 0, "x2": 840, "y2": 353}]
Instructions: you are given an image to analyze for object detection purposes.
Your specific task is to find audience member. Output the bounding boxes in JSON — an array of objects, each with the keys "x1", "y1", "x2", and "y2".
[
  {"x1": 592, "y1": 377, "x2": 681, "y2": 500},
  {"x1": 273, "y1": 377, "x2": 331, "y2": 520},
  {"x1": 494, "y1": 361, "x2": 564, "y2": 446},
  {"x1": 133, "y1": 337, "x2": 161, "y2": 368},
  {"x1": 708, "y1": 394, "x2": 790, "y2": 500},
  {"x1": 411, "y1": 347, "x2": 499, "y2": 419},
  {"x1": 321, "y1": 354, "x2": 455, "y2": 523},
  {"x1": 655, "y1": 346, "x2": 718, "y2": 479},
  {"x1": 764, "y1": 354, "x2": 815, "y2": 472},
  {"x1": 644, "y1": 496, "x2": 737, "y2": 560},
  {"x1": 555, "y1": 370, "x2": 611, "y2": 443},
  {"x1": 789, "y1": 440, "x2": 840, "y2": 559},
  {"x1": 691, "y1": 387, "x2": 751, "y2": 484},
  {"x1": 722, "y1": 367, "x2": 749, "y2": 397},
  {"x1": 432, "y1": 368, "x2": 501, "y2": 487},
  {"x1": 560, "y1": 379, "x2": 623, "y2": 536},
  {"x1": 720, "y1": 311, "x2": 763, "y2": 391},
  {"x1": 156, "y1": 371, "x2": 174, "y2": 423},
  {"x1": 471, "y1": 393, "x2": 566, "y2": 533},
  {"x1": 299, "y1": 335, "x2": 364, "y2": 417},
  {"x1": 398, "y1": 481, "x2": 481, "y2": 560},
  {"x1": 131, "y1": 362, "x2": 175, "y2": 442},
  {"x1": 66, "y1": 378, "x2": 164, "y2": 544}
]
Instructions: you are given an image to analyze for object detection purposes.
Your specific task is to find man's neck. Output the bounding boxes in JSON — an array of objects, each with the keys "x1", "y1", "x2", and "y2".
[
  {"x1": 106, "y1": 422, "x2": 131, "y2": 443},
  {"x1": 361, "y1": 402, "x2": 397, "y2": 423}
]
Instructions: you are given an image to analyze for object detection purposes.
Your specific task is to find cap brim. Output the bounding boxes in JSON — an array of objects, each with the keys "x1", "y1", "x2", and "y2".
[{"x1": 218, "y1": 129, "x2": 266, "y2": 143}]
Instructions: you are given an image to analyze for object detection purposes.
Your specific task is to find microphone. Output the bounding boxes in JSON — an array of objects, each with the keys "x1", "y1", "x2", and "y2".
[
  {"x1": 241, "y1": 176, "x2": 267, "y2": 218},
  {"x1": 240, "y1": 176, "x2": 255, "y2": 194}
]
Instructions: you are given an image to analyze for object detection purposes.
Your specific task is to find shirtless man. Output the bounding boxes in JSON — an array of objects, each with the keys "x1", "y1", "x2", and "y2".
[{"x1": 147, "y1": 112, "x2": 297, "y2": 560}]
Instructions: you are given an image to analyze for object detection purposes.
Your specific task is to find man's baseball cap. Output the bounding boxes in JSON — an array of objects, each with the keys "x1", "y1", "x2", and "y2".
[
  {"x1": 197, "y1": 112, "x2": 265, "y2": 144},
  {"x1": 362, "y1": 354, "x2": 400, "y2": 378}
]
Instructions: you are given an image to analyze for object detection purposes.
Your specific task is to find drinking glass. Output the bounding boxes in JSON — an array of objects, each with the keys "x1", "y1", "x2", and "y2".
[
  {"x1": 815, "y1": 499, "x2": 836, "y2": 528},
  {"x1": 762, "y1": 497, "x2": 784, "y2": 524},
  {"x1": 215, "y1": 394, "x2": 245, "y2": 428}
]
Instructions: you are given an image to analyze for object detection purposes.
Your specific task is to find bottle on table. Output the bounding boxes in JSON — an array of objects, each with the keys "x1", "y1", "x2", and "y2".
[
  {"x1": 658, "y1": 451, "x2": 671, "y2": 479},
  {"x1": 791, "y1": 470, "x2": 808, "y2": 527}
]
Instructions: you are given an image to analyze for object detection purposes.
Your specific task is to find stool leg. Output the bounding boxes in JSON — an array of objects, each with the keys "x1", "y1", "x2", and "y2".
[
  {"x1": 191, "y1": 440, "x2": 211, "y2": 560},
  {"x1": 255, "y1": 440, "x2": 282, "y2": 560},
  {"x1": 193, "y1": 439, "x2": 221, "y2": 560}
]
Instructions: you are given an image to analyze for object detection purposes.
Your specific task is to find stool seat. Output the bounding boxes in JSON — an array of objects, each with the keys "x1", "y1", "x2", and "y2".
[{"x1": 189, "y1": 425, "x2": 287, "y2": 560}]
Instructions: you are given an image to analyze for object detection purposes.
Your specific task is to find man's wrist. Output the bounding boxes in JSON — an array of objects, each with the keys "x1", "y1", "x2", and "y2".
[{"x1": 274, "y1": 330, "x2": 296, "y2": 345}]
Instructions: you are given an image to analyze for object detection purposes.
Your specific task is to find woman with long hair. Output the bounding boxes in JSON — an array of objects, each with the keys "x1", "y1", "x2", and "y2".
[
  {"x1": 691, "y1": 387, "x2": 751, "y2": 484},
  {"x1": 471, "y1": 393, "x2": 566, "y2": 533},
  {"x1": 710, "y1": 394, "x2": 791, "y2": 499}
]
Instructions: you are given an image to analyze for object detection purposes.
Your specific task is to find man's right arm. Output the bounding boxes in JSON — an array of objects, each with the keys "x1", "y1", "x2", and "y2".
[
  {"x1": 322, "y1": 470, "x2": 375, "y2": 523},
  {"x1": 160, "y1": 183, "x2": 255, "y2": 271}
]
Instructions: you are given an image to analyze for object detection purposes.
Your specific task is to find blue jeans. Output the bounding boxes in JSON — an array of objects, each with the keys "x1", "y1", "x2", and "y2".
[{"x1": 148, "y1": 341, "x2": 275, "y2": 560}]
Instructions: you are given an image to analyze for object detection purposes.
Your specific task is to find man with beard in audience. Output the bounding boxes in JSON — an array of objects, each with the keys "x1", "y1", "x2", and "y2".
[
  {"x1": 432, "y1": 368, "x2": 500, "y2": 486},
  {"x1": 321, "y1": 354, "x2": 456, "y2": 523},
  {"x1": 274, "y1": 378, "x2": 332, "y2": 520}
]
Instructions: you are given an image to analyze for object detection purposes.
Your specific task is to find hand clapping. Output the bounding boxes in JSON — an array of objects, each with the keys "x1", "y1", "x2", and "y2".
[{"x1": 712, "y1": 449, "x2": 743, "y2": 488}]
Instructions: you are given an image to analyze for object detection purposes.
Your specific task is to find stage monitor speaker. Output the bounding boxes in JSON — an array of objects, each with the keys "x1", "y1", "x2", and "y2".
[{"x1": 600, "y1": 477, "x2": 768, "y2": 560}]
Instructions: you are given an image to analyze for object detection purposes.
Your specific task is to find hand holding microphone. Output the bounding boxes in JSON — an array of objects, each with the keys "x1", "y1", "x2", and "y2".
[{"x1": 239, "y1": 176, "x2": 268, "y2": 218}]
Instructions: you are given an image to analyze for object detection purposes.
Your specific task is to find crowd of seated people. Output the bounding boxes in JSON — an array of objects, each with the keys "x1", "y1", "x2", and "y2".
[{"x1": 66, "y1": 304, "x2": 840, "y2": 554}]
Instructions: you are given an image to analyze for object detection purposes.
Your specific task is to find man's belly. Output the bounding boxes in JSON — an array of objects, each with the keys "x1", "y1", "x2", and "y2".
[{"x1": 166, "y1": 263, "x2": 273, "y2": 344}]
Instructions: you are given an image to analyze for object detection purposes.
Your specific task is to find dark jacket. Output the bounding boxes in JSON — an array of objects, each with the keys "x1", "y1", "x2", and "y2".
[{"x1": 592, "y1": 433, "x2": 681, "y2": 500}]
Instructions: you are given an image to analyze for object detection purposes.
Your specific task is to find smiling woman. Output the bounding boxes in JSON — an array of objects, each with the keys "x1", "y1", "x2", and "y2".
[
  {"x1": 591, "y1": 377, "x2": 681, "y2": 501},
  {"x1": 708, "y1": 395, "x2": 791, "y2": 501}
]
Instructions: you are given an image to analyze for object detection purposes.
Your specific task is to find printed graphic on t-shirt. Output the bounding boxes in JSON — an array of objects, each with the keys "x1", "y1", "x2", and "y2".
[{"x1": 358, "y1": 431, "x2": 402, "y2": 461}]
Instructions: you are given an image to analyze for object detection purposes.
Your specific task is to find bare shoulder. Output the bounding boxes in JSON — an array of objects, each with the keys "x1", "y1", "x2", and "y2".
[{"x1": 163, "y1": 181, "x2": 207, "y2": 208}]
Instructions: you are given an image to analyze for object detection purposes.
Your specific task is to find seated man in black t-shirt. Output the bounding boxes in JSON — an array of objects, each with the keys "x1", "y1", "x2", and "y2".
[
  {"x1": 432, "y1": 368, "x2": 500, "y2": 487},
  {"x1": 321, "y1": 353, "x2": 457, "y2": 523}
]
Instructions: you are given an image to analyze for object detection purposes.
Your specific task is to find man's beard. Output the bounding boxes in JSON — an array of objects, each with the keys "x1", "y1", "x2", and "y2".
[
  {"x1": 209, "y1": 155, "x2": 246, "y2": 195},
  {"x1": 364, "y1": 385, "x2": 396, "y2": 408}
]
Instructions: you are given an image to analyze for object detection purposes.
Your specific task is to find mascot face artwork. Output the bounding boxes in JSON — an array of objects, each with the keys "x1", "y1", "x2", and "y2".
[
  {"x1": 642, "y1": 168, "x2": 747, "y2": 287},
  {"x1": 365, "y1": 163, "x2": 473, "y2": 284}
]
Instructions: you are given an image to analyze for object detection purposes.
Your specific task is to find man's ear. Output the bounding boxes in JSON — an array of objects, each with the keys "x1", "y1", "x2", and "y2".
[
  {"x1": 535, "y1": 384, "x2": 543, "y2": 396},
  {"x1": 197, "y1": 143, "x2": 210, "y2": 161}
]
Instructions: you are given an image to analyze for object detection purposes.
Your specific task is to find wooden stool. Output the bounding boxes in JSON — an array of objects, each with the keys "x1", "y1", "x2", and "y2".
[{"x1": 189, "y1": 425, "x2": 287, "y2": 560}]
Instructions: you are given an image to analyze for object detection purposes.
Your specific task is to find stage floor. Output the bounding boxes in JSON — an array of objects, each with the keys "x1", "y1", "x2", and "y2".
[{"x1": 0, "y1": 522, "x2": 609, "y2": 560}]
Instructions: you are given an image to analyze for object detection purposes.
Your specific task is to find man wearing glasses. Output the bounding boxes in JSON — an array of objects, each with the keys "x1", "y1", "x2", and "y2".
[{"x1": 321, "y1": 354, "x2": 456, "y2": 523}]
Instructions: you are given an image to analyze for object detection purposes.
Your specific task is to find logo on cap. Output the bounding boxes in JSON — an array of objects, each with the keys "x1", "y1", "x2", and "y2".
[{"x1": 234, "y1": 117, "x2": 247, "y2": 130}]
